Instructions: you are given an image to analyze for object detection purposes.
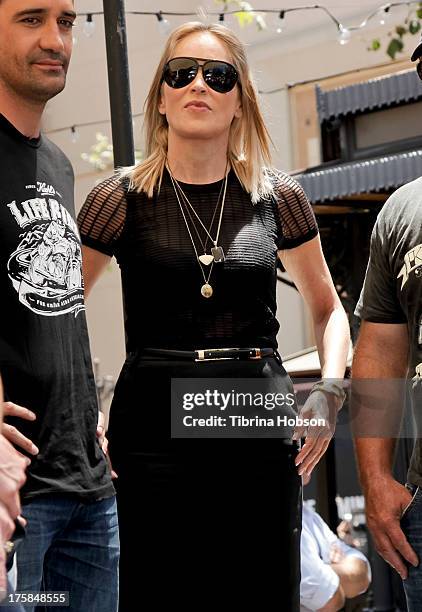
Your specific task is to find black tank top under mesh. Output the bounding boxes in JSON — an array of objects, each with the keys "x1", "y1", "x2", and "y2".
[{"x1": 78, "y1": 168, "x2": 318, "y2": 351}]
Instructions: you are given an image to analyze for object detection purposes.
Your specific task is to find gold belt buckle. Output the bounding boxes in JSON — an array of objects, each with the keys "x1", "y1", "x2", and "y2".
[
  {"x1": 195, "y1": 349, "x2": 234, "y2": 362},
  {"x1": 194, "y1": 348, "x2": 262, "y2": 361}
]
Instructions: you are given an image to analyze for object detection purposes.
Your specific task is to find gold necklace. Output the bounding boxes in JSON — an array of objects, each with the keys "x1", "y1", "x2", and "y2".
[
  {"x1": 168, "y1": 167, "x2": 228, "y2": 298},
  {"x1": 173, "y1": 177, "x2": 225, "y2": 265}
]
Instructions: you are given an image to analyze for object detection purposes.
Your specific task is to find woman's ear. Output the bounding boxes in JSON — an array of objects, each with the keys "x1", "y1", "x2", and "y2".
[
  {"x1": 158, "y1": 87, "x2": 166, "y2": 115},
  {"x1": 234, "y1": 102, "x2": 242, "y2": 119},
  {"x1": 158, "y1": 98, "x2": 166, "y2": 115}
]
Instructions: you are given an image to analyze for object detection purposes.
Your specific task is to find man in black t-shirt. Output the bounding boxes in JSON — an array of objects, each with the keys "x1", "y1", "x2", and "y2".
[
  {"x1": 352, "y1": 35, "x2": 422, "y2": 612},
  {"x1": 0, "y1": 2, "x2": 118, "y2": 610}
]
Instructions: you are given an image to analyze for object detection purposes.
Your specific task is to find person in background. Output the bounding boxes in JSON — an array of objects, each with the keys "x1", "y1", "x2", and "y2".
[{"x1": 300, "y1": 474, "x2": 371, "y2": 611}]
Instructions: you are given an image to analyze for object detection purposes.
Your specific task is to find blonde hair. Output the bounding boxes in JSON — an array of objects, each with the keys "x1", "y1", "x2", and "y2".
[{"x1": 121, "y1": 21, "x2": 274, "y2": 203}]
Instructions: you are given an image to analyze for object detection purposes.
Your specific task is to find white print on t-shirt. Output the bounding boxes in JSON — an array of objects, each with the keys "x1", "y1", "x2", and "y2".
[
  {"x1": 6, "y1": 194, "x2": 84, "y2": 317},
  {"x1": 398, "y1": 244, "x2": 422, "y2": 289},
  {"x1": 415, "y1": 363, "x2": 422, "y2": 378}
]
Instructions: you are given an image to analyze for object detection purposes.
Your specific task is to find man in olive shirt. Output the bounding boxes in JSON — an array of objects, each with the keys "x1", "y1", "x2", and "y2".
[{"x1": 353, "y1": 35, "x2": 422, "y2": 612}]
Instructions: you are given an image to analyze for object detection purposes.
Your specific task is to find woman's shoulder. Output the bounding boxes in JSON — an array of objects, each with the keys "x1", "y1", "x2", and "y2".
[
  {"x1": 86, "y1": 172, "x2": 128, "y2": 203},
  {"x1": 265, "y1": 167, "x2": 308, "y2": 202}
]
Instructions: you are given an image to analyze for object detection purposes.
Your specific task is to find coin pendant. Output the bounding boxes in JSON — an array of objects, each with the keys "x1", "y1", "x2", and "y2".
[{"x1": 201, "y1": 283, "x2": 213, "y2": 298}]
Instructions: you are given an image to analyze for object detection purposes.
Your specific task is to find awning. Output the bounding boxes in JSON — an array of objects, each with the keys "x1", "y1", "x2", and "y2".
[
  {"x1": 294, "y1": 149, "x2": 422, "y2": 204},
  {"x1": 316, "y1": 69, "x2": 422, "y2": 122}
]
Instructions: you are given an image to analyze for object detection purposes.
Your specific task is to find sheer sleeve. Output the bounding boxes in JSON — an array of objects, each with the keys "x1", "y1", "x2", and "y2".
[
  {"x1": 77, "y1": 175, "x2": 127, "y2": 257},
  {"x1": 270, "y1": 170, "x2": 319, "y2": 250}
]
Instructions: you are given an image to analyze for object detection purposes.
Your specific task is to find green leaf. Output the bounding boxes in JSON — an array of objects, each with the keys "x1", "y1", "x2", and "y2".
[
  {"x1": 409, "y1": 20, "x2": 421, "y2": 35},
  {"x1": 387, "y1": 37, "x2": 404, "y2": 59},
  {"x1": 418, "y1": 8, "x2": 422, "y2": 19},
  {"x1": 371, "y1": 38, "x2": 381, "y2": 51},
  {"x1": 234, "y1": 10, "x2": 254, "y2": 27},
  {"x1": 395, "y1": 25, "x2": 407, "y2": 37}
]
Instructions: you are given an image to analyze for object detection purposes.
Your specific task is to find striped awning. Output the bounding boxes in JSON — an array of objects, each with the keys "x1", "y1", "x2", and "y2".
[
  {"x1": 316, "y1": 69, "x2": 422, "y2": 122},
  {"x1": 294, "y1": 149, "x2": 422, "y2": 204}
]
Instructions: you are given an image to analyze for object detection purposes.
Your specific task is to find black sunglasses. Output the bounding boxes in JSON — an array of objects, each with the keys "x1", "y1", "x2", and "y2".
[
  {"x1": 162, "y1": 57, "x2": 239, "y2": 94},
  {"x1": 417, "y1": 60, "x2": 422, "y2": 81}
]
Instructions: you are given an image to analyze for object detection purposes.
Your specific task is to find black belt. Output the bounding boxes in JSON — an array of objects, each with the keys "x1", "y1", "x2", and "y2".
[{"x1": 141, "y1": 347, "x2": 277, "y2": 362}]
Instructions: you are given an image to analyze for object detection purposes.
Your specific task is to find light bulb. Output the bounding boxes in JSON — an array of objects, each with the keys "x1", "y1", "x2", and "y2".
[
  {"x1": 83, "y1": 14, "x2": 95, "y2": 37},
  {"x1": 275, "y1": 10, "x2": 285, "y2": 35},
  {"x1": 70, "y1": 126, "x2": 79, "y2": 144},
  {"x1": 156, "y1": 12, "x2": 171, "y2": 36},
  {"x1": 379, "y1": 6, "x2": 391, "y2": 26},
  {"x1": 338, "y1": 25, "x2": 351, "y2": 45}
]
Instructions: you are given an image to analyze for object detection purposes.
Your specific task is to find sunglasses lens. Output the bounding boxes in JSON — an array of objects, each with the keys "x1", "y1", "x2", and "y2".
[
  {"x1": 164, "y1": 58, "x2": 198, "y2": 88},
  {"x1": 203, "y1": 61, "x2": 238, "y2": 93}
]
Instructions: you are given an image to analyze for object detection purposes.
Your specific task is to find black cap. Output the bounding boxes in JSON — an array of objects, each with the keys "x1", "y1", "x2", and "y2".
[{"x1": 411, "y1": 34, "x2": 422, "y2": 61}]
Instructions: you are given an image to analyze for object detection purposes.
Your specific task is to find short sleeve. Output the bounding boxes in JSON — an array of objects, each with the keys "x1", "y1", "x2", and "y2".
[
  {"x1": 271, "y1": 170, "x2": 319, "y2": 250},
  {"x1": 355, "y1": 196, "x2": 407, "y2": 323},
  {"x1": 77, "y1": 175, "x2": 127, "y2": 257}
]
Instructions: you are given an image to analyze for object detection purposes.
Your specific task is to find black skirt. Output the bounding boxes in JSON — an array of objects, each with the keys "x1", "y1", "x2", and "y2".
[{"x1": 108, "y1": 354, "x2": 302, "y2": 611}]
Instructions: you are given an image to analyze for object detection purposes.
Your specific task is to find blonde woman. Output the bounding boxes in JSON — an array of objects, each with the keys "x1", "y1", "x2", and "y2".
[{"x1": 78, "y1": 22, "x2": 349, "y2": 610}]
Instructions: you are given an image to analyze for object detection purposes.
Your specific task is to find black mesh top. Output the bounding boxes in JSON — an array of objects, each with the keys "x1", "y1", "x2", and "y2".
[{"x1": 78, "y1": 168, "x2": 318, "y2": 351}]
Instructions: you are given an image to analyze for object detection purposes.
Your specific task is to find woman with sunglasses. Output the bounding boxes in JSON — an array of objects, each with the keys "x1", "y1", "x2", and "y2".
[{"x1": 78, "y1": 21, "x2": 349, "y2": 611}]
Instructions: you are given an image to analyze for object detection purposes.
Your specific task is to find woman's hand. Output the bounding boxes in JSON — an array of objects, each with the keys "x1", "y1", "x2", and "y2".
[{"x1": 292, "y1": 389, "x2": 342, "y2": 477}]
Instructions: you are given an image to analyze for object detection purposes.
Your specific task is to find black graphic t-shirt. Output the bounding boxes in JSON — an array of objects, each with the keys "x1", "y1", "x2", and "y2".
[
  {"x1": 355, "y1": 177, "x2": 422, "y2": 487},
  {"x1": 0, "y1": 114, "x2": 114, "y2": 502}
]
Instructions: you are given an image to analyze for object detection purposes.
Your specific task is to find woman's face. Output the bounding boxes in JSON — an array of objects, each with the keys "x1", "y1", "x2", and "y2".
[{"x1": 158, "y1": 32, "x2": 242, "y2": 144}]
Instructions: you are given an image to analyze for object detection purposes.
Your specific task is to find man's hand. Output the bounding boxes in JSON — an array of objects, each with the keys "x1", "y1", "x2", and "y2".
[
  {"x1": 0, "y1": 434, "x2": 29, "y2": 520},
  {"x1": 364, "y1": 476, "x2": 418, "y2": 579},
  {"x1": 96, "y1": 412, "x2": 117, "y2": 480},
  {"x1": 0, "y1": 501, "x2": 15, "y2": 598},
  {"x1": 2, "y1": 402, "x2": 38, "y2": 456},
  {"x1": 293, "y1": 390, "x2": 341, "y2": 477}
]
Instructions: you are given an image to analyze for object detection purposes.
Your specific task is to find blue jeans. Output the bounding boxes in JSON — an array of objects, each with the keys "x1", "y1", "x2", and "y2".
[
  {"x1": 401, "y1": 483, "x2": 422, "y2": 611},
  {"x1": 16, "y1": 495, "x2": 119, "y2": 612},
  {"x1": 0, "y1": 578, "x2": 25, "y2": 611}
]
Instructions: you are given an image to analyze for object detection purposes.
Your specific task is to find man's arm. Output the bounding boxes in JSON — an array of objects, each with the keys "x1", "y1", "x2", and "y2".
[
  {"x1": 330, "y1": 554, "x2": 370, "y2": 598},
  {"x1": 317, "y1": 586, "x2": 345, "y2": 612},
  {"x1": 352, "y1": 321, "x2": 418, "y2": 579}
]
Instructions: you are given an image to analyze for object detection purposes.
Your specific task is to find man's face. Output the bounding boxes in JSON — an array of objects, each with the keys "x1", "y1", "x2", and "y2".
[{"x1": 0, "y1": 0, "x2": 75, "y2": 104}]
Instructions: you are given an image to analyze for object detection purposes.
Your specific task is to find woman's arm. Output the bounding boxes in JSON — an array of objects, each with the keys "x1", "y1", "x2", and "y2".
[
  {"x1": 82, "y1": 245, "x2": 111, "y2": 299},
  {"x1": 278, "y1": 234, "x2": 350, "y2": 378},
  {"x1": 278, "y1": 235, "x2": 350, "y2": 476}
]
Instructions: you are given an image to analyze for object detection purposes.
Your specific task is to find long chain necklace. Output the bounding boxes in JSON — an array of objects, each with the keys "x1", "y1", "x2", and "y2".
[
  {"x1": 172, "y1": 177, "x2": 226, "y2": 265},
  {"x1": 168, "y1": 166, "x2": 228, "y2": 298},
  {"x1": 173, "y1": 177, "x2": 224, "y2": 264}
]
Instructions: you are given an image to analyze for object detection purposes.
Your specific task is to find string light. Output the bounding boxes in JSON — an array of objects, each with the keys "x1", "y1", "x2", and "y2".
[
  {"x1": 156, "y1": 11, "x2": 171, "y2": 36},
  {"x1": 46, "y1": 1, "x2": 421, "y2": 139},
  {"x1": 338, "y1": 25, "x2": 352, "y2": 45},
  {"x1": 74, "y1": 2, "x2": 422, "y2": 47},
  {"x1": 378, "y1": 5, "x2": 392, "y2": 25},
  {"x1": 70, "y1": 126, "x2": 79, "y2": 144},
  {"x1": 276, "y1": 10, "x2": 285, "y2": 35},
  {"x1": 83, "y1": 13, "x2": 95, "y2": 37}
]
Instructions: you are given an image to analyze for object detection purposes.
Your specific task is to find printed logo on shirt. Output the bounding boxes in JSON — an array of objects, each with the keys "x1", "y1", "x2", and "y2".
[
  {"x1": 398, "y1": 244, "x2": 422, "y2": 289},
  {"x1": 6, "y1": 193, "x2": 84, "y2": 317}
]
